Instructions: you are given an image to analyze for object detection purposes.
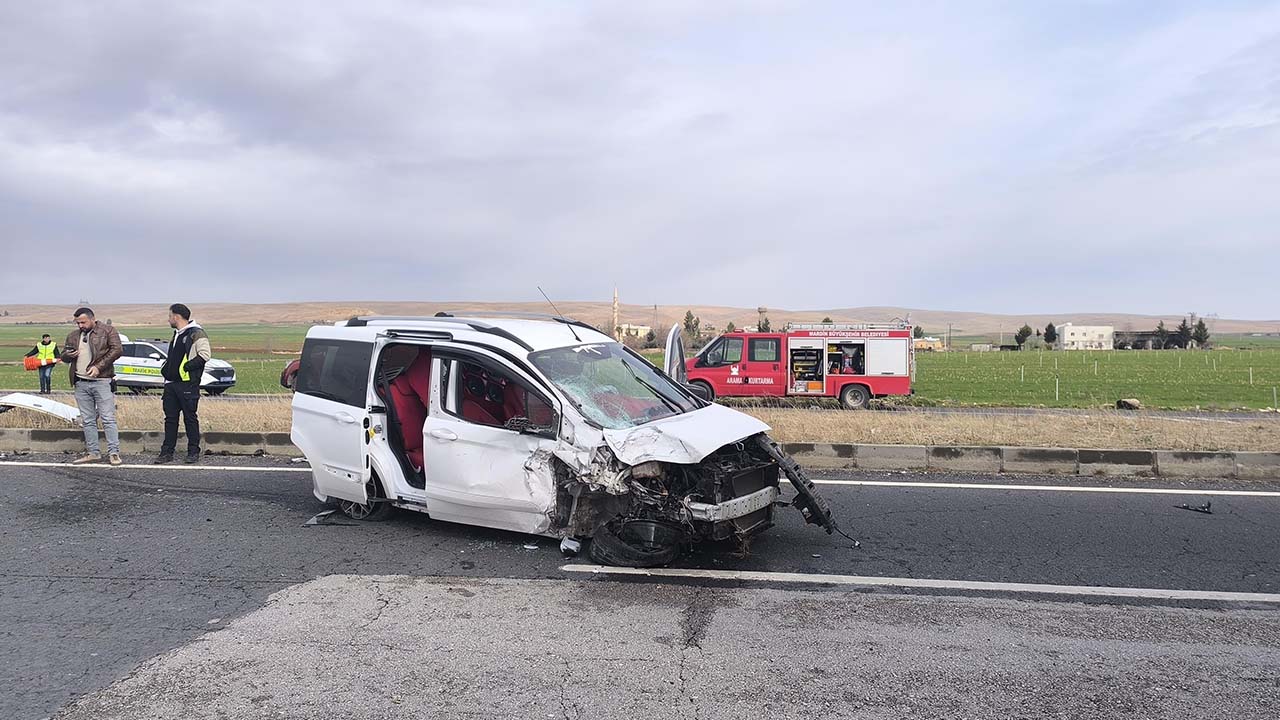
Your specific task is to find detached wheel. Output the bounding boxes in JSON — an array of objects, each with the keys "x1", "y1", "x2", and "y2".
[
  {"x1": 588, "y1": 519, "x2": 684, "y2": 568},
  {"x1": 839, "y1": 384, "x2": 870, "y2": 410},
  {"x1": 337, "y1": 475, "x2": 396, "y2": 521}
]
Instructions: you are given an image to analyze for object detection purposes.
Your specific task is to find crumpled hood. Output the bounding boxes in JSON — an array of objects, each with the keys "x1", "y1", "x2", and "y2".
[{"x1": 602, "y1": 403, "x2": 770, "y2": 466}]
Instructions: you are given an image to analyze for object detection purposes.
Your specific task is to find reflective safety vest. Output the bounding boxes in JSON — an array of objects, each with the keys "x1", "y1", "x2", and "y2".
[
  {"x1": 37, "y1": 342, "x2": 56, "y2": 362},
  {"x1": 179, "y1": 353, "x2": 191, "y2": 382}
]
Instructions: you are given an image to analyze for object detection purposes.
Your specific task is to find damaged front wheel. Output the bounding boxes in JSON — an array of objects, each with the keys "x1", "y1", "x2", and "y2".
[
  {"x1": 588, "y1": 519, "x2": 685, "y2": 568},
  {"x1": 336, "y1": 475, "x2": 395, "y2": 522}
]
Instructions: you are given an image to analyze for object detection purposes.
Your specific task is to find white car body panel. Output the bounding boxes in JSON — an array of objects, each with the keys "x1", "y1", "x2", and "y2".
[
  {"x1": 602, "y1": 403, "x2": 771, "y2": 466},
  {"x1": 0, "y1": 393, "x2": 81, "y2": 424}
]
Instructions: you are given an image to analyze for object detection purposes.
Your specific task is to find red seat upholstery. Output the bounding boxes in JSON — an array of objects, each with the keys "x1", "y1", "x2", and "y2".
[{"x1": 389, "y1": 350, "x2": 432, "y2": 469}]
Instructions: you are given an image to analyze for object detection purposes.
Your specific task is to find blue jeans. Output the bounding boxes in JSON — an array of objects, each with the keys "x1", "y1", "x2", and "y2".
[
  {"x1": 38, "y1": 365, "x2": 54, "y2": 393},
  {"x1": 74, "y1": 379, "x2": 120, "y2": 455}
]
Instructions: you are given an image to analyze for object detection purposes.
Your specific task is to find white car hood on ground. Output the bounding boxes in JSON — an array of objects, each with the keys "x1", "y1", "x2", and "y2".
[
  {"x1": 602, "y1": 403, "x2": 770, "y2": 466},
  {"x1": 0, "y1": 392, "x2": 81, "y2": 424}
]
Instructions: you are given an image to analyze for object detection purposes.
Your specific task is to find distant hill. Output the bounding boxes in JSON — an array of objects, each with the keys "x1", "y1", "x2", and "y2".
[{"x1": 2, "y1": 302, "x2": 1276, "y2": 337}]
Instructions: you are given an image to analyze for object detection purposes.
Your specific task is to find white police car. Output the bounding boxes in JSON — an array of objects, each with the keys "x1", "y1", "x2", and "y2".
[{"x1": 113, "y1": 335, "x2": 237, "y2": 395}]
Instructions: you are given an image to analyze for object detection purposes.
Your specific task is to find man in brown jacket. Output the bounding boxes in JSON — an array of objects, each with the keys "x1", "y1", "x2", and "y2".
[{"x1": 61, "y1": 307, "x2": 124, "y2": 465}]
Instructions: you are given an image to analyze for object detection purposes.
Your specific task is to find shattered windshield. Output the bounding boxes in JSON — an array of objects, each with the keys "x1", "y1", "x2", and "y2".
[{"x1": 529, "y1": 342, "x2": 699, "y2": 429}]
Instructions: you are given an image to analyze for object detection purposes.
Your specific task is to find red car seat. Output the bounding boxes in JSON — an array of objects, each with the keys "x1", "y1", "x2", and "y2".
[{"x1": 389, "y1": 350, "x2": 432, "y2": 469}]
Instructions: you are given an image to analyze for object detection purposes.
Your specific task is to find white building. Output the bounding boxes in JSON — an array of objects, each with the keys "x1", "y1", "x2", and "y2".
[
  {"x1": 1056, "y1": 324, "x2": 1114, "y2": 350},
  {"x1": 619, "y1": 323, "x2": 652, "y2": 338}
]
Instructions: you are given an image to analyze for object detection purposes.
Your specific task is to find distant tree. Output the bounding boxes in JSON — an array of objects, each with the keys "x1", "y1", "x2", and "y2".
[
  {"x1": 1175, "y1": 317, "x2": 1193, "y2": 348},
  {"x1": 644, "y1": 329, "x2": 656, "y2": 346},
  {"x1": 758, "y1": 315, "x2": 771, "y2": 333},
  {"x1": 1155, "y1": 320, "x2": 1169, "y2": 349},
  {"x1": 725, "y1": 321, "x2": 736, "y2": 333},
  {"x1": 1015, "y1": 324, "x2": 1033, "y2": 348},
  {"x1": 1192, "y1": 318, "x2": 1210, "y2": 348},
  {"x1": 822, "y1": 317, "x2": 833, "y2": 324},
  {"x1": 1035, "y1": 328, "x2": 1042, "y2": 337},
  {"x1": 1043, "y1": 323, "x2": 1058, "y2": 346},
  {"x1": 680, "y1": 310, "x2": 701, "y2": 340},
  {"x1": 913, "y1": 326, "x2": 924, "y2": 339}
]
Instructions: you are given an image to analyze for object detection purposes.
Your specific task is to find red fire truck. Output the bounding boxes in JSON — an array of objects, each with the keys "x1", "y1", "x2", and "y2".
[{"x1": 682, "y1": 322, "x2": 914, "y2": 409}]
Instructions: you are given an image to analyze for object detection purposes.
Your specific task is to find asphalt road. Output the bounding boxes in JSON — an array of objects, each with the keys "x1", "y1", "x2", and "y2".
[{"x1": 2, "y1": 457, "x2": 1278, "y2": 718}]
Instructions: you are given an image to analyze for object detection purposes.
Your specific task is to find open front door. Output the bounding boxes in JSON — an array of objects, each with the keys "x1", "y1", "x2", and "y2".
[
  {"x1": 290, "y1": 336, "x2": 374, "y2": 504},
  {"x1": 664, "y1": 326, "x2": 687, "y2": 384}
]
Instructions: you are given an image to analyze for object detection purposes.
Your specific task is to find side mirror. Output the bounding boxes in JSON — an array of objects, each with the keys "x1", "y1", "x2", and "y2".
[
  {"x1": 149, "y1": 353, "x2": 163, "y2": 360},
  {"x1": 683, "y1": 383, "x2": 711, "y2": 401},
  {"x1": 694, "y1": 357, "x2": 707, "y2": 368}
]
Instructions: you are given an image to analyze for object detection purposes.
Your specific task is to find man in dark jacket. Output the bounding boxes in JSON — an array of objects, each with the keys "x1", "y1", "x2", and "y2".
[
  {"x1": 156, "y1": 304, "x2": 211, "y2": 464},
  {"x1": 61, "y1": 308, "x2": 124, "y2": 465},
  {"x1": 25, "y1": 334, "x2": 60, "y2": 394}
]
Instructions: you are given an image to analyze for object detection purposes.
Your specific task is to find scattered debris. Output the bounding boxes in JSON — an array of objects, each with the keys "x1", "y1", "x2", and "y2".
[
  {"x1": 811, "y1": 554, "x2": 822, "y2": 559},
  {"x1": 1116, "y1": 398, "x2": 1142, "y2": 410},
  {"x1": 304, "y1": 509, "x2": 356, "y2": 526},
  {"x1": 1174, "y1": 501, "x2": 1212, "y2": 514},
  {"x1": 522, "y1": 544, "x2": 538, "y2": 550},
  {"x1": 559, "y1": 537, "x2": 582, "y2": 557},
  {"x1": 289, "y1": 457, "x2": 307, "y2": 464}
]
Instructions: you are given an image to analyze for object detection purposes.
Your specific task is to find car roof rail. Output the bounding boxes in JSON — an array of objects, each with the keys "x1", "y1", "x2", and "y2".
[{"x1": 348, "y1": 315, "x2": 535, "y2": 352}]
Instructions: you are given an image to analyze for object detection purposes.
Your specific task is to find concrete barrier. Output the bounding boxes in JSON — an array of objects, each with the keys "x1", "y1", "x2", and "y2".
[
  {"x1": 1001, "y1": 447, "x2": 1079, "y2": 475},
  {"x1": 1076, "y1": 449, "x2": 1155, "y2": 477},
  {"x1": 1154, "y1": 451, "x2": 1236, "y2": 479},
  {"x1": 0, "y1": 429, "x2": 301, "y2": 457},
  {"x1": 927, "y1": 446, "x2": 1002, "y2": 473},
  {"x1": 1235, "y1": 452, "x2": 1280, "y2": 480},
  {"x1": 855, "y1": 444, "x2": 928, "y2": 471}
]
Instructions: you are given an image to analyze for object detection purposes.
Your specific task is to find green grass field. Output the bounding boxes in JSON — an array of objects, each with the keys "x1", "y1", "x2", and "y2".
[
  {"x1": 4, "y1": 323, "x2": 1279, "y2": 409},
  {"x1": 912, "y1": 348, "x2": 1280, "y2": 409}
]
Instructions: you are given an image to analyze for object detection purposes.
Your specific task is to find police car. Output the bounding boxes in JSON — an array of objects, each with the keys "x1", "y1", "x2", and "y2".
[{"x1": 113, "y1": 335, "x2": 237, "y2": 395}]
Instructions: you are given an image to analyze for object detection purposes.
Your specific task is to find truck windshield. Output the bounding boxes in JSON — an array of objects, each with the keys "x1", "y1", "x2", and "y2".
[{"x1": 529, "y1": 342, "x2": 699, "y2": 429}]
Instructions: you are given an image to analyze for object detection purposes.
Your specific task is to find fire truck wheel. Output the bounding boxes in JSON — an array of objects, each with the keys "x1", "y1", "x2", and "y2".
[
  {"x1": 839, "y1": 384, "x2": 870, "y2": 410},
  {"x1": 690, "y1": 380, "x2": 714, "y2": 401}
]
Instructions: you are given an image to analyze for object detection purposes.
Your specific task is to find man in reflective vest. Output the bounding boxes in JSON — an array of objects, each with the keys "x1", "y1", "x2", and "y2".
[
  {"x1": 24, "y1": 334, "x2": 60, "y2": 394},
  {"x1": 156, "y1": 303, "x2": 211, "y2": 464}
]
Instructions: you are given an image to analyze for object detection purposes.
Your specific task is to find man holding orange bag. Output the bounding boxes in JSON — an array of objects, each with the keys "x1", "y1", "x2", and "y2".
[{"x1": 23, "y1": 334, "x2": 60, "y2": 394}]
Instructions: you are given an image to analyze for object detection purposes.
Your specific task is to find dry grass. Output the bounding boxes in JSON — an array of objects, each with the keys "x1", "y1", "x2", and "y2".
[
  {"x1": 0, "y1": 396, "x2": 293, "y2": 434},
  {"x1": 753, "y1": 408, "x2": 1280, "y2": 452},
  {"x1": 2, "y1": 397, "x2": 1276, "y2": 452}
]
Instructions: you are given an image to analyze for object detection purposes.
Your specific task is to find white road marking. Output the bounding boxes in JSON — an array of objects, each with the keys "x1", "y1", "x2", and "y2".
[
  {"x1": 561, "y1": 565, "x2": 1280, "y2": 604},
  {"x1": 807, "y1": 478, "x2": 1280, "y2": 497},
  {"x1": 0, "y1": 460, "x2": 310, "y2": 473}
]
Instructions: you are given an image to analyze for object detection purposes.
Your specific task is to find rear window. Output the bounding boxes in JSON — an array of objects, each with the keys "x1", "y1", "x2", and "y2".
[{"x1": 296, "y1": 339, "x2": 373, "y2": 408}]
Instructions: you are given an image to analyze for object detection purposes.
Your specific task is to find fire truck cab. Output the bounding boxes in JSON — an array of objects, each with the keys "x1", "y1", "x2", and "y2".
[{"x1": 685, "y1": 323, "x2": 914, "y2": 409}]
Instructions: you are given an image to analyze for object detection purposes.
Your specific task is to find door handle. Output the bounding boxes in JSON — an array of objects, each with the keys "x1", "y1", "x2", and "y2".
[
  {"x1": 334, "y1": 412, "x2": 357, "y2": 424},
  {"x1": 429, "y1": 429, "x2": 458, "y2": 441}
]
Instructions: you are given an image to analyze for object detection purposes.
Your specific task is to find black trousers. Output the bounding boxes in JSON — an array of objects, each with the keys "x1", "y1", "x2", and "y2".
[{"x1": 161, "y1": 383, "x2": 201, "y2": 455}]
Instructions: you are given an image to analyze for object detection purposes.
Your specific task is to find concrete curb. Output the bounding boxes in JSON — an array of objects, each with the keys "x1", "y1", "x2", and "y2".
[
  {"x1": 1, "y1": 430, "x2": 1276, "y2": 480},
  {"x1": 0, "y1": 428, "x2": 300, "y2": 457},
  {"x1": 777, "y1": 441, "x2": 1279, "y2": 480}
]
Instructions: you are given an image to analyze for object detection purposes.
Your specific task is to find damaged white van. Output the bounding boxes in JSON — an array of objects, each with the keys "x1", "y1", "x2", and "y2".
[{"x1": 290, "y1": 315, "x2": 836, "y2": 566}]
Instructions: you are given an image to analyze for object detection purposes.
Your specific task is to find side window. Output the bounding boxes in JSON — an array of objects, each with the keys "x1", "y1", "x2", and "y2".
[
  {"x1": 723, "y1": 337, "x2": 744, "y2": 364},
  {"x1": 440, "y1": 357, "x2": 557, "y2": 432},
  {"x1": 120, "y1": 344, "x2": 137, "y2": 358},
  {"x1": 703, "y1": 338, "x2": 724, "y2": 366},
  {"x1": 296, "y1": 339, "x2": 373, "y2": 408},
  {"x1": 749, "y1": 338, "x2": 779, "y2": 362}
]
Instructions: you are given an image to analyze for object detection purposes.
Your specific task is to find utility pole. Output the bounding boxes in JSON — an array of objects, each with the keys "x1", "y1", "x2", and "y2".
[
  {"x1": 947, "y1": 323, "x2": 952, "y2": 352},
  {"x1": 612, "y1": 287, "x2": 620, "y2": 341}
]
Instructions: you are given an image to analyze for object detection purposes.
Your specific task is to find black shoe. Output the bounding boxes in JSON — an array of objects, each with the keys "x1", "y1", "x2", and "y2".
[
  {"x1": 154, "y1": 453, "x2": 174, "y2": 464},
  {"x1": 184, "y1": 452, "x2": 201, "y2": 464}
]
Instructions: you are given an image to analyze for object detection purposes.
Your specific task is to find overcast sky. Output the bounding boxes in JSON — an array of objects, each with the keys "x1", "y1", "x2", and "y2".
[{"x1": 1, "y1": 1, "x2": 1277, "y2": 317}]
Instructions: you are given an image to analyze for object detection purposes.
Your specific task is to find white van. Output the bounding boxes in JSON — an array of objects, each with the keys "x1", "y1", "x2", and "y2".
[{"x1": 290, "y1": 315, "x2": 836, "y2": 566}]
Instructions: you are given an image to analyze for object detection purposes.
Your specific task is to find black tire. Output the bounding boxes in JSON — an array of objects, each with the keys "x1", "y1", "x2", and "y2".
[
  {"x1": 337, "y1": 475, "x2": 396, "y2": 522},
  {"x1": 206, "y1": 388, "x2": 226, "y2": 396},
  {"x1": 128, "y1": 386, "x2": 148, "y2": 395},
  {"x1": 839, "y1": 384, "x2": 870, "y2": 410},
  {"x1": 690, "y1": 380, "x2": 714, "y2": 402},
  {"x1": 588, "y1": 519, "x2": 684, "y2": 568}
]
